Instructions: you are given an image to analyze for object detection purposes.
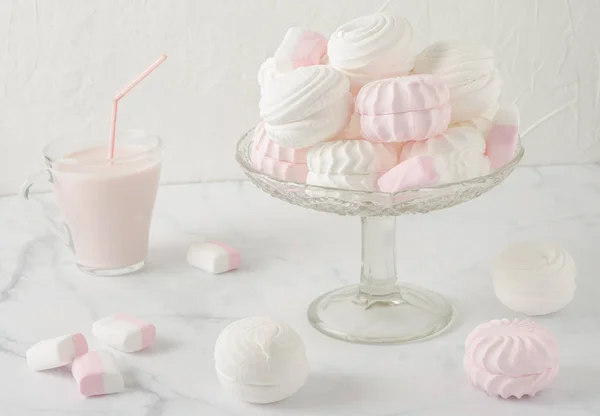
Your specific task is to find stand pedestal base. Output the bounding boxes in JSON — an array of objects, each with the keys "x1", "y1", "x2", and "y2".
[{"x1": 307, "y1": 283, "x2": 453, "y2": 344}]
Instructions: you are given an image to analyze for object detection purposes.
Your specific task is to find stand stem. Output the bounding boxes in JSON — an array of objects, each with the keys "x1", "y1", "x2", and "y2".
[{"x1": 360, "y1": 216, "x2": 398, "y2": 297}]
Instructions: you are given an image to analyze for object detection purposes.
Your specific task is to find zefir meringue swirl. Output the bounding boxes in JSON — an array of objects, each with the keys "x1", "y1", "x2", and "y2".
[
  {"x1": 464, "y1": 318, "x2": 559, "y2": 399},
  {"x1": 414, "y1": 42, "x2": 501, "y2": 123},
  {"x1": 214, "y1": 317, "x2": 309, "y2": 404},
  {"x1": 492, "y1": 242, "x2": 576, "y2": 315},
  {"x1": 465, "y1": 318, "x2": 558, "y2": 378},
  {"x1": 260, "y1": 65, "x2": 352, "y2": 148},
  {"x1": 328, "y1": 13, "x2": 414, "y2": 93},
  {"x1": 493, "y1": 242, "x2": 574, "y2": 278}
]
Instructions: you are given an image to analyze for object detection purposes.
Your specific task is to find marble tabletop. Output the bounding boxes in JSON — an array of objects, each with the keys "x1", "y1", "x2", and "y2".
[{"x1": 1, "y1": 165, "x2": 599, "y2": 416}]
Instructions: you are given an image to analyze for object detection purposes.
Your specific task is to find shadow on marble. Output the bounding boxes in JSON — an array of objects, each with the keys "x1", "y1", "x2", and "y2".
[{"x1": 33, "y1": 366, "x2": 73, "y2": 382}]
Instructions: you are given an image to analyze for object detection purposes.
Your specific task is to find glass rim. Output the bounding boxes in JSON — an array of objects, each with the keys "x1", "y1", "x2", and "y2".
[{"x1": 43, "y1": 129, "x2": 163, "y2": 166}]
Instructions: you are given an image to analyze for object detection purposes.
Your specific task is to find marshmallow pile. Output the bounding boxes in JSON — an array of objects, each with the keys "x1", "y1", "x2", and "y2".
[
  {"x1": 26, "y1": 314, "x2": 156, "y2": 397},
  {"x1": 253, "y1": 13, "x2": 519, "y2": 192}
]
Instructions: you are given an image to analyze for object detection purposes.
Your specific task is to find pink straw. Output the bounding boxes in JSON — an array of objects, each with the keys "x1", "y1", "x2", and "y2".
[{"x1": 108, "y1": 54, "x2": 168, "y2": 159}]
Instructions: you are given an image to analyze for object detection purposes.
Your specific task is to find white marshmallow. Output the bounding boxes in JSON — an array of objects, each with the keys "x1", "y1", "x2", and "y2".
[
  {"x1": 92, "y1": 314, "x2": 156, "y2": 353},
  {"x1": 26, "y1": 333, "x2": 88, "y2": 371},
  {"x1": 328, "y1": 13, "x2": 414, "y2": 94},
  {"x1": 259, "y1": 65, "x2": 353, "y2": 148},
  {"x1": 187, "y1": 241, "x2": 241, "y2": 274},
  {"x1": 306, "y1": 172, "x2": 381, "y2": 191},
  {"x1": 414, "y1": 42, "x2": 501, "y2": 123},
  {"x1": 307, "y1": 140, "x2": 398, "y2": 175},
  {"x1": 215, "y1": 317, "x2": 309, "y2": 404},
  {"x1": 492, "y1": 242, "x2": 577, "y2": 316},
  {"x1": 71, "y1": 350, "x2": 124, "y2": 397}
]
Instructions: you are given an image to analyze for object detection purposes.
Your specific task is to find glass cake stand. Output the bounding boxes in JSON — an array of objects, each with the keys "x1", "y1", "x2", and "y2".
[{"x1": 236, "y1": 128, "x2": 524, "y2": 344}]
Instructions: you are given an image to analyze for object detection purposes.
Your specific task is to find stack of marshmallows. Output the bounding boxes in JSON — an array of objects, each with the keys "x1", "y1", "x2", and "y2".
[{"x1": 252, "y1": 12, "x2": 519, "y2": 192}]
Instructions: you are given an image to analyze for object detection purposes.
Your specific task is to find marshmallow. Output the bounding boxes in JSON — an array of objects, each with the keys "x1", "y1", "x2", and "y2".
[
  {"x1": 26, "y1": 333, "x2": 88, "y2": 371},
  {"x1": 380, "y1": 126, "x2": 490, "y2": 192},
  {"x1": 71, "y1": 350, "x2": 124, "y2": 397},
  {"x1": 486, "y1": 105, "x2": 520, "y2": 169},
  {"x1": 356, "y1": 75, "x2": 451, "y2": 142},
  {"x1": 258, "y1": 58, "x2": 279, "y2": 91},
  {"x1": 464, "y1": 319, "x2": 559, "y2": 399},
  {"x1": 307, "y1": 140, "x2": 398, "y2": 175},
  {"x1": 258, "y1": 28, "x2": 328, "y2": 90},
  {"x1": 492, "y1": 242, "x2": 576, "y2": 316},
  {"x1": 307, "y1": 172, "x2": 381, "y2": 191},
  {"x1": 92, "y1": 314, "x2": 156, "y2": 352},
  {"x1": 187, "y1": 241, "x2": 241, "y2": 274},
  {"x1": 250, "y1": 122, "x2": 308, "y2": 183},
  {"x1": 252, "y1": 122, "x2": 309, "y2": 164},
  {"x1": 378, "y1": 156, "x2": 440, "y2": 193},
  {"x1": 455, "y1": 105, "x2": 499, "y2": 136},
  {"x1": 251, "y1": 149, "x2": 308, "y2": 183},
  {"x1": 274, "y1": 28, "x2": 328, "y2": 73},
  {"x1": 306, "y1": 139, "x2": 397, "y2": 191},
  {"x1": 400, "y1": 126, "x2": 491, "y2": 182},
  {"x1": 414, "y1": 42, "x2": 501, "y2": 123},
  {"x1": 215, "y1": 317, "x2": 309, "y2": 404},
  {"x1": 336, "y1": 113, "x2": 363, "y2": 140},
  {"x1": 260, "y1": 65, "x2": 352, "y2": 148},
  {"x1": 328, "y1": 13, "x2": 414, "y2": 94}
]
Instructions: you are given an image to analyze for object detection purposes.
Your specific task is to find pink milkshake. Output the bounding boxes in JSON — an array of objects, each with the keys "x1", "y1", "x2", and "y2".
[
  {"x1": 53, "y1": 145, "x2": 161, "y2": 274},
  {"x1": 22, "y1": 131, "x2": 163, "y2": 276}
]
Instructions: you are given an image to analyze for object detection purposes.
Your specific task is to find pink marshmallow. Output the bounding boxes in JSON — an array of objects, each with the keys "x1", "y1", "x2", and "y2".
[
  {"x1": 251, "y1": 123, "x2": 308, "y2": 183},
  {"x1": 72, "y1": 350, "x2": 124, "y2": 397},
  {"x1": 464, "y1": 319, "x2": 559, "y2": 399},
  {"x1": 274, "y1": 27, "x2": 328, "y2": 72},
  {"x1": 486, "y1": 105, "x2": 519, "y2": 169},
  {"x1": 251, "y1": 147, "x2": 308, "y2": 183},
  {"x1": 356, "y1": 75, "x2": 451, "y2": 143},
  {"x1": 378, "y1": 156, "x2": 440, "y2": 193}
]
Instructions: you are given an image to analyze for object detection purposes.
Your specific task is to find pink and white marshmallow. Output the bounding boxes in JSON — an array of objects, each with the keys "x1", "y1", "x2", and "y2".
[
  {"x1": 71, "y1": 350, "x2": 124, "y2": 397},
  {"x1": 258, "y1": 28, "x2": 327, "y2": 90},
  {"x1": 274, "y1": 28, "x2": 328, "y2": 72},
  {"x1": 356, "y1": 75, "x2": 451, "y2": 143},
  {"x1": 378, "y1": 126, "x2": 490, "y2": 192},
  {"x1": 464, "y1": 318, "x2": 559, "y2": 399},
  {"x1": 486, "y1": 105, "x2": 520, "y2": 169},
  {"x1": 92, "y1": 314, "x2": 156, "y2": 353},
  {"x1": 187, "y1": 241, "x2": 241, "y2": 274},
  {"x1": 250, "y1": 122, "x2": 308, "y2": 183},
  {"x1": 26, "y1": 333, "x2": 88, "y2": 371}
]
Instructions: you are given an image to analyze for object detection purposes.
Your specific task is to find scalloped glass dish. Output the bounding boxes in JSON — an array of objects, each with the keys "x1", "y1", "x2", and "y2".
[{"x1": 236, "y1": 127, "x2": 524, "y2": 344}]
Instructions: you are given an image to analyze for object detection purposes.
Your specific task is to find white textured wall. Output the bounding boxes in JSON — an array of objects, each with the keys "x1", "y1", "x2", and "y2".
[{"x1": 1, "y1": 0, "x2": 599, "y2": 195}]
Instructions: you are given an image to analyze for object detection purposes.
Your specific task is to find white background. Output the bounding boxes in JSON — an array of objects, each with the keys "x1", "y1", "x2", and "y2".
[{"x1": 1, "y1": 0, "x2": 598, "y2": 196}]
